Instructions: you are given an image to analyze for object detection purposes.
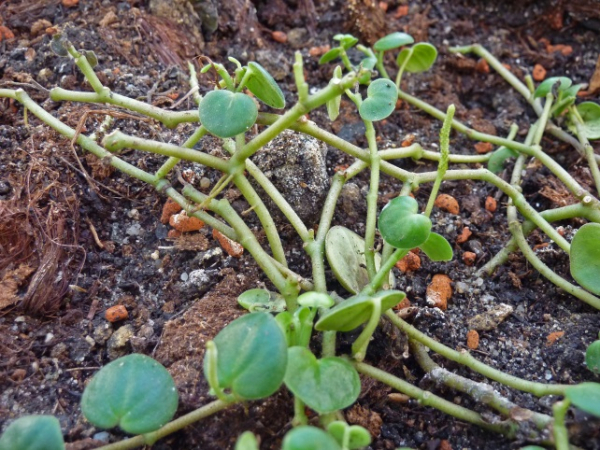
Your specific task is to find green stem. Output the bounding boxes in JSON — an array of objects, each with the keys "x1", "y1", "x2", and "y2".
[
  {"x1": 424, "y1": 104, "x2": 454, "y2": 217},
  {"x1": 102, "y1": 130, "x2": 229, "y2": 172},
  {"x1": 293, "y1": 397, "x2": 308, "y2": 426},
  {"x1": 572, "y1": 111, "x2": 600, "y2": 195},
  {"x1": 50, "y1": 88, "x2": 197, "y2": 129},
  {"x1": 507, "y1": 205, "x2": 600, "y2": 309},
  {"x1": 96, "y1": 400, "x2": 233, "y2": 450},
  {"x1": 385, "y1": 310, "x2": 568, "y2": 396},
  {"x1": 354, "y1": 362, "x2": 515, "y2": 437},
  {"x1": 155, "y1": 126, "x2": 208, "y2": 179},
  {"x1": 552, "y1": 399, "x2": 571, "y2": 450},
  {"x1": 364, "y1": 121, "x2": 381, "y2": 280},
  {"x1": 365, "y1": 248, "x2": 409, "y2": 295},
  {"x1": 351, "y1": 299, "x2": 381, "y2": 361}
]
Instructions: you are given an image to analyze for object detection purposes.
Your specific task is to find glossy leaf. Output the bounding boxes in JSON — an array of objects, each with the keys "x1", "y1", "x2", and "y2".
[
  {"x1": 378, "y1": 196, "x2": 432, "y2": 249},
  {"x1": 333, "y1": 34, "x2": 359, "y2": 50},
  {"x1": 276, "y1": 306, "x2": 314, "y2": 347},
  {"x1": 488, "y1": 146, "x2": 518, "y2": 174},
  {"x1": 575, "y1": 101, "x2": 600, "y2": 140},
  {"x1": 199, "y1": 90, "x2": 257, "y2": 138},
  {"x1": 315, "y1": 290, "x2": 405, "y2": 332},
  {"x1": 361, "y1": 55, "x2": 377, "y2": 70},
  {"x1": 284, "y1": 347, "x2": 360, "y2": 413},
  {"x1": 0, "y1": 416, "x2": 65, "y2": 450},
  {"x1": 570, "y1": 223, "x2": 600, "y2": 295},
  {"x1": 327, "y1": 421, "x2": 371, "y2": 449},
  {"x1": 325, "y1": 226, "x2": 394, "y2": 294},
  {"x1": 205, "y1": 312, "x2": 287, "y2": 400},
  {"x1": 238, "y1": 288, "x2": 286, "y2": 313},
  {"x1": 298, "y1": 292, "x2": 335, "y2": 309},
  {"x1": 419, "y1": 232, "x2": 453, "y2": 261},
  {"x1": 359, "y1": 78, "x2": 398, "y2": 122},
  {"x1": 81, "y1": 354, "x2": 178, "y2": 434},
  {"x1": 319, "y1": 47, "x2": 343, "y2": 64},
  {"x1": 374, "y1": 32, "x2": 414, "y2": 52},
  {"x1": 245, "y1": 62, "x2": 286, "y2": 109},
  {"x1": 235, "y1": 431, "x2": 259, "y2": 450},
  {"x1": 586, "y1": 340, "x2": 600, "y2": 375},
  {"x1": 534, "y1": 76, "x2": 572, "y2": 98},
  {"x1": 565, "y1": 382, "x2": 600, "y2": 417},
  {"x1": 396, "y1": 43, "x2": 438, "y2": 73},
  {"x1": 282, "y1": 426, "x2": 342, "y2": 450}
]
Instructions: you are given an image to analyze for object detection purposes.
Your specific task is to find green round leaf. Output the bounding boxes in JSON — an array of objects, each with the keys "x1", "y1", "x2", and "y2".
[
  {"x1": 282, "y1": 426, "x2": 342, "y2": 450},
  {"x1": 315, "y1": 290, "x2": 405, "y2": 332},
  {"x1": 586, "y1": 340, "x2": 600, "y2": 375},
  {"x1": 199, "y1": 90, "x2": 258, "y2": 138},
  {"x1": 319, "y1": 47, "x2": 343, "y2": 64},
  {"x1": 373, "y1": 32, "x2": 414, "y2": 52},
  {"x1": 0, "y1": 416, "x2": 65, "y2": 450},
  {"x1": 245, "y1": 62, "x2": 285, "y2": 109},
  {"x1": 325, "y1": 226, "x2": 395, "y2": 294},
  {"x1": 378, "y1": 196, "x2": 432, "y2": 249},
  {"x1": 565, "y1": 382, "x2": 600, "y2": 417},
  {"x1": 327, "y1": 421, "x2": 371, "y2": 449},
  {"x1": 359, "y1": 78, "x2": 398, "y2": 122},
  {"x1": 205, "y1": 312, "x2": 287, "y2": 400},
  {"x1": 235, "y1": 431, "x2": 259, "y2": 450},
  {"x1": 284, "y1": 347, "x2": 360, "y2": 413},
  {"x1": 298, "y1": 292, "x2": 335, "y2": 309},
  {"x1": 570, "y1": 223, "x2": 600, "y2": 295},
  {"x1": 488, "y1": 146, "x2": 518, "y2": 174},
  {"x1": 534, "y1": 76, "x2": 572, "y2": 98},
  {"x1": 418, "y1": 232, "x2": 453, "y2": 262},
  {"x1": 576, "y1": 102, "x2": 600, "y2": 140},
  {"x1": 396, "y1": 43, "x2": 438, "y2": 73},
  {"x1": 361, "y1": 56, "x2": 377, "y2": 70},
  {"x1": 81, "y1": 354, "x2": 178, "y2": 435},
  {"x1": 238, "y1": 288, "x2": 286, "y2": 313}
]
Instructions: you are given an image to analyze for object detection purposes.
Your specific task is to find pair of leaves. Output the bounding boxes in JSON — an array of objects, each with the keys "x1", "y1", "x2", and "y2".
[
  {"x1": 325, "y1": 226, "x2": 395, "y2": 294},
  {"x1": 238, "y1": 288, "x2": 286, "y2": 313},
  {"x1": 282, "y1": 423, "x2": 370, "y2": 450},
  {"x1": 284, "y1": 347, "x2": 360, "y2": 414},
  {"x1": 205, "y1": 312, "x2": 288, "y2": 400},
  {"x1": 359, "y1": 78, "x2": 398, "y2": 122},
  {"x1": 570, "y1": 223, "x2": 600, "y2": 295},
  {"x1": 0, "y1": 416, "x2": 65, "y2": 450},
  {"x1": 378, "y1": 196, "x2": 453, "y2": 261},
  {"x1": 569, "y1": 101, "x2": 600, "y2": 140},
  {"x1": 199, "y1": 62, "x2": 284, "y2": 138},
  {"x1": 396, "y1": 43, "x2": 438, "y2": 73},
  {"x1": 81, "y1": 354, "x2": 179, "y2": 435}
]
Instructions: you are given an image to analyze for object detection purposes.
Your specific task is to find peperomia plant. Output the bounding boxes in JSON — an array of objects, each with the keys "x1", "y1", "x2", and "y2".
[{"x1": 1, "y1": 28, "x2": 600, "y2": 450}]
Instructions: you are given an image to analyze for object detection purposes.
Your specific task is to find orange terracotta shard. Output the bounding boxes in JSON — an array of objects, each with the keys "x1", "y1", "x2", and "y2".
[
  {"x1": 434, "y1": 194, "x2": 459, "y2": 215},
  {"x1": 212, "y1": 229, "x2": 244, "y2": 258},
  {"x1": 426, "y1": 274, "x2": 452, "y2": 311}
]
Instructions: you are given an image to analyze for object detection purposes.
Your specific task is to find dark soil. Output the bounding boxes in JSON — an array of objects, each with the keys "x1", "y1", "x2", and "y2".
[{"x1": 1, "y1": 0, "x2": 600, "y2": 449}]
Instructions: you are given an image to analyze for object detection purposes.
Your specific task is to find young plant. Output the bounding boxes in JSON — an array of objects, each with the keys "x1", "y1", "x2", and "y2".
[{"x1": 2, "y1": 29, "x2": 600, "y2": 450}]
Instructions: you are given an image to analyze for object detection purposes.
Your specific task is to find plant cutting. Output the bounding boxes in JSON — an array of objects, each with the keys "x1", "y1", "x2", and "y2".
[{"x1": 1, "y1": 26, "x2": 600, "y2": 450}]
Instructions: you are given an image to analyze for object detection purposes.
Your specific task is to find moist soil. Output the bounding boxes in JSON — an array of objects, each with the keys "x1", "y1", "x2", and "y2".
[{"x1": 1, "y1": 0, "x2": 600, "y2": 449}]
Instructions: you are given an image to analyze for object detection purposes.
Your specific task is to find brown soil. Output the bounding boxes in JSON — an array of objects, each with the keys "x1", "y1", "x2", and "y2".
[{"x1": 1, "y1": 0, "x2": 600, "y2": 449}]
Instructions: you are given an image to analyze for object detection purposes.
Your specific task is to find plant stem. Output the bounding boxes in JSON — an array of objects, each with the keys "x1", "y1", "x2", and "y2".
[
  {"x1": 424, "y1": 104, "x2": 454, "y2": 217},
  {"x1": 365, "y1": 248, "x2": 409, "y2": 294},
  {"x1": 354, "y1": 362, "x2": 516, "y2": 437},
  {"x1": 507, "y1": 205, "x2": 600, "y2": 309},
  {"x1": 552, "y1": 400, "x2": 571, "y2": 450},
  {"x1": 103, "y1": 130, "x2": 229, "y2": 172},
  {"x1": 410, "y1": 341, "x2": 553, "y2": 432},
  {"x1": 96, "y1": 399, "x2": 233, "y2": 450},
  {"x1": 364, "y1": 121, "x2": 381, "y2": 280},
  {"x1": 351, "y1": 299, "x2": 381, "y2": 361},
  {"x1": 155, "y1": 126, "x2": 208, "y2": 179},
  {"x1": 572, "y1": 112, "x2": 600, "y2": 195},
  {"x1": 384, "y1": 310, "x2": 568, "y2": 396}
]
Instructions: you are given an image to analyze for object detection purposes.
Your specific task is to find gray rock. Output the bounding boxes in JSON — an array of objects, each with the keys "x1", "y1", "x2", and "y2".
[
  {"x1": 255, "y1": 50, "x2": 291, "y2": 81},
  {"x1": 286, "y1": 28, "x2": 309, "y2": 49},
  {"x1": 107, "y1": 325, "x2": 134, "y2": 359},
  {"x1": 251, "y1": 130, "x2": 329, "y2": 224},
  {"x1": 339, "y1": 183, "x2": 364, "y2": 224},
  {"x1": 93, "y1": 323, "x2": 113, "y2": 346}
]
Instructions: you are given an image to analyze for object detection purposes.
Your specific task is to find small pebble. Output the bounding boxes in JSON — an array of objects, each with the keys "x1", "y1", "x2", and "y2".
[
  {"x1": 426, "y1": 274, "x2": 453, "y2": 311},
  {"x1": 272, "y1": 31, "x2": 287, "y2": 43},
  {"x1": 105, "y1": 305, "x2": 128, "y2": 322},
  {"x1": 93, "y1": 431, "x2": 110, "y2": 443},
  {"x1": 466, "y1": 329, "x2": 480, "y2": 349},
  {"x1": 485, "y1": 196, "x2": 497, "y2": 212},
  {"x1": 533, "y1": 64, "x2": 547, "y2": 81},
  {"x1": 200, "y1": 177, "x2": 211, "y2": 190},
  {"x1": 434, "y1": 194, "x2": 460, "y2": 215},
  {"x1": 180, "y1": 272, "x2": 189, "y2": 282}
]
